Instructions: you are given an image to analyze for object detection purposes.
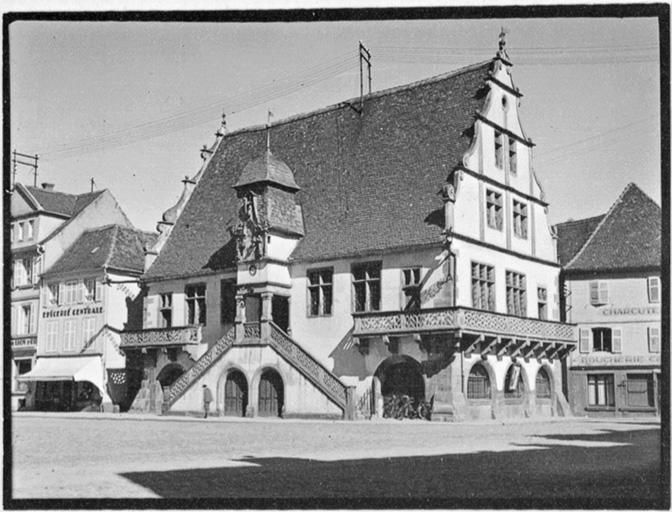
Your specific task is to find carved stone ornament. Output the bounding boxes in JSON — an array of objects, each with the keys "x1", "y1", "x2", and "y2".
[{"x1": 233, "y1": 192, "x2": 267, "y2": 262}]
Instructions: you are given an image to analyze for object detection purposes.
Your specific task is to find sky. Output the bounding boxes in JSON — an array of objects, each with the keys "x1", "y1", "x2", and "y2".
[{"x1": 9, "y1": 15, "x2": 662, "y2": 233}]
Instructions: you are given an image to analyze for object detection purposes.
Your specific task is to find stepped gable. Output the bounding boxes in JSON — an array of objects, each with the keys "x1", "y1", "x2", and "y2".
[
  {"x1": 564, "y1": 183, "x2": 661, "y2": 273},
  {"x1": 44, "y1": 225, "x2": 157, "y2": 276},
  {"x1": 145, "y1": 60, "x2": 493, "y2": 280},
  {"x1": 554, "y1": 215, "x2": 604, "y2": 266},
  {"x1": 25, "y1": 186, "x2": 103, "y2": 217}
]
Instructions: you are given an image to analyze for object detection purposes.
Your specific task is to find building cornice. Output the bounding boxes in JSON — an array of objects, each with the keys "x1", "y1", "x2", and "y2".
[
  {"x1": 452, "y1": 232, "x2": 560, "y2": 267},
  {"x1": 457, "y1": 166, "x2": 549, "y2": 207},
  {"x1": 476, "y1": 113, "x2": 535, "y2": 147}
]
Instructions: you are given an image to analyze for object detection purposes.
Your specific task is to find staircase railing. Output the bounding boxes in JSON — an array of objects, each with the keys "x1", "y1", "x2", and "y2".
[
  {"x1": 164, "y1": 328, "x2": 235, "y2": 410},
  {"x1": 268, "y1": 322, "x2": 348, "y2": 412}
]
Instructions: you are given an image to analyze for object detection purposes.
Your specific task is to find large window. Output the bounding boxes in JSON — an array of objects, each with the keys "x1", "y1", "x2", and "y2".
[
  {"x1": 401, "y1": 267, "x2": 421, "y2": 310},
  {"x1": 63, "y1": 319, "x2": 77, "y2": 351},
  {"x1": 626, "y1": 374, "x2": 654, "y2": 408},
  {"x1": 647, "y1": 277, "x2": 660, "y2": 303},
  {"x1": 84, "y1": 278, "x2": 102, "y2": 302},
  {"x1": 307, "y1": 268, "x2": 333, "y2": 316},
  {"x1": 506, "y1": 271, "x2": 527, "y2": 316},
  {"x1": 220, "y1": 281, "x2": 237, "y2": 324},
  {"x1": 45, "y1": 321, "x2": 58, "y2": 352},
  {"x1": 494, "y1": 130, "x2": 504, "y2": 168},
  {"x1": 536, "y1": 368, "x2": 552, "y2": 399},
  {"x1": 472, "y1": 262, "x2": 495, "y2": 311},
  {"x1": 12, "y1": 258, "x2": 33, "y2": 287},
  {"x1": 504, "y1": 364, "x2": 524, "y2": 399},
  {"x1": 47, "y1": 283, "x2": 60, "y2": 306},
  {"x1": 467, "y1": 364, "x2": 491, "y2": 399},
  {"x1": 26, "y1": 220, "x2": 34, "y2": 240},
  {"x1": 509, "y1": 139, "x2": 517, "y2": 174},
  {"x1": 589, "y1": 281, "x2": 608, "y2": 306},
  {"x1": 587, "y1": 374, "x2": 615, "y2": 407},
  {"x1": 352, "y1": 262, "x2": 381, "y2": 313},
  {"x1": 512, "y1": 200, "x2": 528, "y2": 239},
  {"x1": 159, "y1": 293, "x2": 173, "y2": 328},
  {"x1": 63, "y1": 281, "x2": 79, "y2": 305},
  {"x1": 186, "y1": 284, "x2": 206, "y2": 325},
  {"x1": 592, "y1": 328, "x2": 612, "y2": 352},
  {"x1": 82, "y1": 317, "x2": 97, "y2": 345},
  {"x1": 537, "y1": 286, "x2": 547, "y2": 320},
  {"x1": 18, "y1": 304, "x2": 35, "y2": 335},
  {"x1": 486, "y1": 189, "x2": 503, "y2": 230}
]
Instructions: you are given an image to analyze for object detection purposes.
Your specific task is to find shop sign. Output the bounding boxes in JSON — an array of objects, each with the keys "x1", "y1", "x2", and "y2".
[
  {"x1": 43, "y1": 305, "x2": 103, "y2": 318},
  {"x1": 602, "y1": 306, "x2": 660, "y2": 316},
  {"x1": 573, "y1": 354, "x2": 660, "y2": 366},
  {"x1": 12, "y1": 336, "x2": 37, "y2": 349}
]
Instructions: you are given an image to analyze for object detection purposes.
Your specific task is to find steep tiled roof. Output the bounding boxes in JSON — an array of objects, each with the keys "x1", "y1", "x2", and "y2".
[
  {"x1": 234, "y1": 150, "x2": 300, "y2": 190},
  {"x1": 44, "y1": 225, "x2": 157, "y2": 277},
  {"x1": 146, "y1": 61, "x2": 493, "y2": 280},
  {"x1": 25, "y1": 186, "x2": 102, "y2": 217},
  {"x1": 562, "y1": 183, "x2": 661, "y2": 273},
  {"x1": 554, "y1": 215, "x2": 604, "y2": 266}
]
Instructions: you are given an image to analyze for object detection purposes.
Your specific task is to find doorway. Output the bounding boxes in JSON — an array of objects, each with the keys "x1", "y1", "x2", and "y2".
[
  {"x1": 258, "y1": 369, "x2": 284, "y2": 417},
  {"x1": 272, "y1": 295, "x2": 290, "y2": 332},
  {"x1": 224, "y1": 370, "x2": 248, "y2": 417}
]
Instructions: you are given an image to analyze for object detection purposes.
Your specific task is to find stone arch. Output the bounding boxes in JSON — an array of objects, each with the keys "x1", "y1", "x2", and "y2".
[
  {"x1": 374, "y1": 355, "x2": 425, "y2": 407},
  {"x1": 218, "y1": 366, "x2": 249, "y2": 417},
  {"x1": 535, "y1": 364, "x2": 554, "y2": 399},
  {"x1": 465, "y1": 361, "x2": 494, "y2": 400},
  {"x1": 256, "y1": 367, "x2": 284, "y2": 418},
  {"x1": 156, "y1": 363, "x2": 185, "y2": 388},
  {"x1": 503, "y1": 362, "x2": 529, "y2": 400}
]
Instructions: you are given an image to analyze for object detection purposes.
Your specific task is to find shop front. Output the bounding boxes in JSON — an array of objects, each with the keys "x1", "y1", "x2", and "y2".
[
  {"x1": 568, "y1": 353, "x2": 661, "y2": 417},
  {"x1": 17, "y1": 354, "x2": 111, "y2": 412}
]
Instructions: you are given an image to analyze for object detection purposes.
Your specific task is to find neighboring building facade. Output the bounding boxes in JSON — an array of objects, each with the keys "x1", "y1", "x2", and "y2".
[
  {"x1": 556, "y1": 183, "x2": 662, "y2": 417},
  {"x1": 18, "y1": 225, "x2": 155, "y2": 412},
  {"x1": 9, "y1": 183, "x2": 133, "y2": 410},
  {"x1": 123, "y1": 39, "x2": 576, "y2": 421}
]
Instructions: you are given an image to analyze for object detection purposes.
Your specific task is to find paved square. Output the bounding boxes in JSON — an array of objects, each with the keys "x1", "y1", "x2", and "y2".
[{"x1": 10, "y1": 413, "x2": 663, "y2": 507}]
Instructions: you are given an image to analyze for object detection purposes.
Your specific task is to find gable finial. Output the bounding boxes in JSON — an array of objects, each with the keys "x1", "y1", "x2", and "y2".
[
  {"x1": 216, "y1": 112, "x2": 227, "y2": 137},
  {"x1": 498, "y1": 26, "x2": 507, "y2": 51}
]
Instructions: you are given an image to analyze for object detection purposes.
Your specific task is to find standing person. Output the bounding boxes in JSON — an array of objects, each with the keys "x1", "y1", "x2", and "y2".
[{"x1": 202, "y1": 384, "x2": 213, "y2": 418}]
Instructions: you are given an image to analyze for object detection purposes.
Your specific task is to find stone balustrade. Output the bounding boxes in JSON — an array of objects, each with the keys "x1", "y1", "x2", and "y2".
[{"x1": 120, "y1": 325, "x2": 201, "y2": 348}]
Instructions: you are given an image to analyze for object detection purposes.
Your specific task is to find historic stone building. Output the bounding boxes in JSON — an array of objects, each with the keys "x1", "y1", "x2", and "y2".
[
  {"x1": 556, "y1": 183, "x2": 662, "y2": 417},
  {"x1": 9, "y1": 182, "x2": 133, "y2": 410},
  {"x1": 122, "y1": 38, "x2": 577, "y2": 421},
  {"x1": 18, "y1": 224, "x2": 155, "y2": 412}
]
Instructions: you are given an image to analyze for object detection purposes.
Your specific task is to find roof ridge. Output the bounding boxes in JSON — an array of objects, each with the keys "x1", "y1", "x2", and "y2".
[
  {"x1": 564, "y1": 183, "x2": 634, "y2": 268},
  {"x1": 554, "y1": 213, "x2": 605, "y2": 228},
  {"x1": 223, "y1": 59, "x2": 493, "y2": 139}
]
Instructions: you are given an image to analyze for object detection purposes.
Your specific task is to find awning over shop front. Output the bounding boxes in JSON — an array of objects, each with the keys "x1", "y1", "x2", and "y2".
[{"x1": 17, "y1": 355, "x2": 105, "y2": 393}]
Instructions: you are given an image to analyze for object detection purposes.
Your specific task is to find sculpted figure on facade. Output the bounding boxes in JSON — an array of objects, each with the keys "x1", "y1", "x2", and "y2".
[{"x1": 233, "y1": 191, "x2": 267, "y2": 262}]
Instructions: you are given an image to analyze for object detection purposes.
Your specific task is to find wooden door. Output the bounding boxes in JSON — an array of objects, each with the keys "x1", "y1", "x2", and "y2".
[
  {"x1": 258, "y1": 370, "x2": 283, "y2": 417},
  {"x1": 224, "y1": 371, "x2": 248, "y2": 417}
]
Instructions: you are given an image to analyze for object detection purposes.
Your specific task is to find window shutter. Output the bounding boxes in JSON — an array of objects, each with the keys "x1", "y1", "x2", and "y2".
[
  {"x1": 579, "y1": 328, "x2": 590, "y2": 353},
  {"x1": 96, "y1": 279, "x2": 104, "y2": 302},
  {"x1": 598, "y1": 282, "x2": 608, "y2": 304},
  {"x1": 612, "y1": 328, "x2": 622, "y2": 353},
  {"x1": 647, "y1": 277, "x2": 660, "y2": 303},
  {"x1": 76, "y1": 281, "x2": 84, "y2": 303},
  {"x1": 32, "y1": 257, "x2": 39, "y2": 285},
  {"x1": 11, "y1": 307, "x2": 17, "y2": 335},
  {"x1": 589, "y1": 282, "x2": 599, "y2": 305},
  {"x1": 648, "y1": 327, "x2": 660, "y2": 353}
]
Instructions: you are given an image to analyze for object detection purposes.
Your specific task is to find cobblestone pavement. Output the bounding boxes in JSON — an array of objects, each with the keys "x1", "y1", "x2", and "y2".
[{"x1": 10, "y1": 413, "x2": 664, "y2": 506}]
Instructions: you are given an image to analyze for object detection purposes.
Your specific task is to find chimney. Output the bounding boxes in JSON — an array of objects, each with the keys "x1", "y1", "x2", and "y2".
[{"x1": 41, "y1": 183, "x2": 55, "y2": 191}]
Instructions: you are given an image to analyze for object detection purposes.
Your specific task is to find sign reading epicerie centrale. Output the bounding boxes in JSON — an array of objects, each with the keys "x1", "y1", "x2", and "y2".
[{"x1": 42, "y1": 306, "x2": 104, "y2": 318}]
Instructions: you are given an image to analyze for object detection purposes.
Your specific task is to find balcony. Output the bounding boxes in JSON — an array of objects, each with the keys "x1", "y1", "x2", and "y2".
[
  {"x1": 352, "y1": 307, "x2": 576, "y2": 345},
  {"x1": 119, "y1": 325, "x2": 202, "y2": 349}
]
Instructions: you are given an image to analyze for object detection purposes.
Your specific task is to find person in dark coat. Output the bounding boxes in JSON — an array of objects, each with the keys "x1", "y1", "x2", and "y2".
[{"x1": 202, "y1": 384, "x2": 213, "y2": 418}]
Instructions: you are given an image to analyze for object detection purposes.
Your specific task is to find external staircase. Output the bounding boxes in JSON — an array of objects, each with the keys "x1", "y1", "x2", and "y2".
[{"x1": 162, "y1": 322, "x2": 353, "y2": 418}]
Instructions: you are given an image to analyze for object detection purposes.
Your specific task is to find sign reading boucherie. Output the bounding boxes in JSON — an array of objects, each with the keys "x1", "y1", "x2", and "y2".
[
  {"x1": 573, "y1": 354, "x2": 660, "y2": 367},
  {"x1": 42, "y1": 306, "x2": 103, "y2": 318}
]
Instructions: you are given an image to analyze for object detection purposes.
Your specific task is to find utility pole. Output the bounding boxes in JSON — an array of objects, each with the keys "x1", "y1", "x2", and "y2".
[
  {"x1": 358, "y1": 41, "x2": 372, "y2": 114},
  {"x1": 11, "y1": 150, "x2": 39, "y2": 189}
]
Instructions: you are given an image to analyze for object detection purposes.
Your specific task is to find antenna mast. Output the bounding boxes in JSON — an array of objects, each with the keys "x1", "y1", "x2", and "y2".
[
  {"x1": 11, "y1": 150, "x2": 39, "y2": 189},
  {"x1": 358, "y1": 41, "x2": 372, "y2": 113}
]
